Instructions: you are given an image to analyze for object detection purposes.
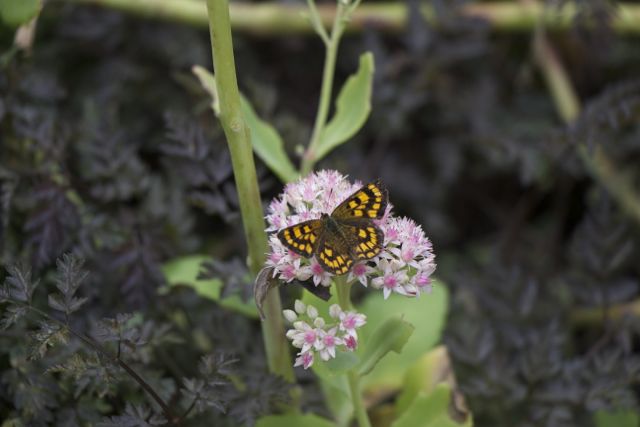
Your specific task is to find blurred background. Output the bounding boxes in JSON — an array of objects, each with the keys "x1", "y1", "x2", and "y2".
[{"x1": 1, "y1": 0, "x2": 640, "y2": 426}]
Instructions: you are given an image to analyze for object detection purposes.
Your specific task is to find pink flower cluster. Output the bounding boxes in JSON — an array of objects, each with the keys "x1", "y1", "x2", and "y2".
[
  {"x1": 284, "y1": 300, "x2": 366, "y2": 369},
  {"x1": 266, "y1": 170, "x2": 436, "y2": 299}
]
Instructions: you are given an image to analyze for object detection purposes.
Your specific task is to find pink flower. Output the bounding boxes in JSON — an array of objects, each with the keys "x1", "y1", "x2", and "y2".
[
  {"x1": 284, "y1": 300, "x2": 367, "y2": 369},
  {"x1": 286, "y1": 320, "x2": 320, "y2": 353},
  {"x1": 344, "y1": 335, "x2": 358, "y2": 351},
  {"x1": 294, "y1": 352, "x2": 314, "y2": 370},
  {"x1": 329, "y1": 304, "x2": 367, "y2": 339},
  {"x1": 371, "y1": 259, "x2": 410, "y2": 299},
  {"x1": 310, "y1": 259, "x2": 332, "y2": 287},
  {"x1": 265, "y1": 170, "x2": 436, "y2": 299},
  {"x1": 348, "y1": 262, "x2": 374, "y2": 287},
  {"x1": 317, "y1": 327, "x2": 343, "y2": 361}
]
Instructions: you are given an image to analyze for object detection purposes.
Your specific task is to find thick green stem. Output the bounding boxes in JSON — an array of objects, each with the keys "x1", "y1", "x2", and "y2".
[
  {"x1": 61, "y1": 0, "x2": 640, "y2": 35},
  {"x1": 334, "y1": 275, "x2": 351, "y2": 310},
  {"x1": 206, "y1": 0, "x2": 293, "y2": 381},
  {"x1": 300, "y1": 4, "x2": 346, "y2": 176}
]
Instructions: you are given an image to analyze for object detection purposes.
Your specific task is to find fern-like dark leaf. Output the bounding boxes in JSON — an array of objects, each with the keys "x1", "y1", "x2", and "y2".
[
  {"x1": 48, "y1": 254, "x2": 89, "y2": 317},
  {"x1": 97, "y1": 403, "x2": 166, "y2": 427},
  {"x1": 3, "y1": 262, "x2": 39, "y2": 303}
]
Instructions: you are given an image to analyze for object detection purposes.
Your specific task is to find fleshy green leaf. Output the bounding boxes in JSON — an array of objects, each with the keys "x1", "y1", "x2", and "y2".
[
  {"x1": 594, "y1": 410, "x2": 639, "y2": 427},
  {"x1": 0, "y1": 0, "x2": 40, "y2": 28},
  {"x1": 315, "y1": 52, "x2": 374, "y2": 161},
  {"x1": 359, "y1": 282, "x2": 448, "y2": 389},
  {"x1": 357, "y1": 316, "x2": 414, "y2": 376},
  {"x1": 314, "y1": 349, "x2": 360, "y2": 377},
  {"x1": 395, "y1": 346, "x2": 452, "y2": 416},
  {"x1": 160, "y1": 255, "x2": 258, "y2": 318},
  {"x1": 192, "y1": 65, "x2": 298, "y2": 183},
  {"x1": 256, "y1": 414, "x2": 336, "y2": 427},
  {"x1": 240, "y1": 95, "x2": 298, "y2": 183},
  {"x1": 391, "y1": 384, "x2": 472, "y2": 427}
]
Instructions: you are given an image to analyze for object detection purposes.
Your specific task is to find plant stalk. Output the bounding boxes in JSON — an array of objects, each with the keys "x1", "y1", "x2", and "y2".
[
  {"x1": 347, "y1": 370, "x2": 372, "y2": 427},
  {"x1": 530, "y1": 6, "x2": 640, "y2": 228},
  {"x1": 300, "y1": 3, "x2": 347, "y2": 176},
  {"x1": 335, "y1": 275, "x2": 352, "y2": 311},
  {"x1": 62, "y1": 0, "x2": 640, "y2": 35},
  {"x1": 334, "y1": 276, "x2": 371, "y2": 427},
  {"x1": 205, "y1": 0, "x2": 293, "y2": 381}
]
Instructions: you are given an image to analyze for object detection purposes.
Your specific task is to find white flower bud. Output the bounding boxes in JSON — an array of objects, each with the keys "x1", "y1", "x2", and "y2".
[
  {"x1": 283, "y1": 309, "x2": 298, "y2": 323},
  {"x1": 313, "y1": 317, "x2": 325, "y2": 328},
  {"x1": 329, "y1": 304, "x2": 342, "y2": 318},
  {"x1": 307, "y1": 305, "x2": 318, "y2": 319},
  {"x1": 294, "y1": 299, "x2": 306, "y2": 314}
]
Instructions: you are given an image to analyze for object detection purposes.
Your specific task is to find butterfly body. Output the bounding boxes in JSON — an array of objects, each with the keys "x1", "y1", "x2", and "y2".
[{"x1": 277, "y1": 180, "x2": 388, "y2": 275}]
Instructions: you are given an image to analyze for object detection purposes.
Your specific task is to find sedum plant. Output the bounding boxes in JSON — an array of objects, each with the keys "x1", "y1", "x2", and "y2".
[{"x1": 202, "y1": 0, "x2": 455, "y2": 425}]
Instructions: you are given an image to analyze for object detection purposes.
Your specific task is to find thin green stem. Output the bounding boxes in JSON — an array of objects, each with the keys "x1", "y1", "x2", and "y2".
[
  {"x1": 300, "y1": 3, "x2": 347, "y2": 176},
  {"x1": 306, "y1": 0, "x2": 330, "y2": 45},
  {"x1": 529, "y1": 6, "x2": 640, "y2": 228},
  {"x1": 206, "y1": 0, "x2": 293, "y2": 381},
  {"x1": 333, "y1": 276, "x2": 371, "y2": 427},
  {"x1": 347, "y1": 371, "x2": 372, "y2": 427}
]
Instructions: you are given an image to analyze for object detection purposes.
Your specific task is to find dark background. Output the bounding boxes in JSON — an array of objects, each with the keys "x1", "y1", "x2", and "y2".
[{"x1": 1, "y1": 0, "x2": 640, "y2": 426}]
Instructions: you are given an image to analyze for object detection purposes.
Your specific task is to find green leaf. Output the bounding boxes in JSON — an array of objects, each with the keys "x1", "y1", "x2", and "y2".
[
  {"x1": 359, "y1": 282, "x2": 448, "y2": 389},
  {"x1": 240, "y1": 95, "x2": 299, "y2": 183},
  {"x1": 192, "y1": 65, "x2": 220, "y2": 115},
  {"x1": 319, "y1": 378, "x2": 352, "y2": 426},
  {"x1": 391, "y1": 385, "x2": 472, "y2": 427},
  {"x1": 0, "y1": 0, "x2": 40, "y2": 28},
  {"x1": 395, "y1": 346, "x2": 451, "y2": 416},
  {"x1": 192, "y1": 65, "x2": 298, "y2": 183},
  {"x1": 314, "y1": 349, "x2": 360, "y2": 377},
  {"x1": 256, "y1": 414, "x2": 336, "y2": 427},
  {"x1": 315, "y1": 52, "x2": 374, "y2": 161},
  {"x1": 357, "y1": 316, "x2": 414, "y2": 376},
  {"x1": 160, "y1": 255, "x2": 258, "y2": 318},
  {"x1": 595, "y1": 410, "x2": 639, "y2": 427}
]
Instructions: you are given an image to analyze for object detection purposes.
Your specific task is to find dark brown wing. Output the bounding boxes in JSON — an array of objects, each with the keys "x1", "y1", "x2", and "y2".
[
  {"x1": 338, "y1": 219, "x2": 384, "y2": 260},
  {"x1": 314, "y1": 229, "x2": 354, "y2": 275},
  {"x1": 277, "y1": 219, "x2": 323, "y2": 258},
  {"x1": 331, "y1": 179, "x2": 388, "y2": 220}
]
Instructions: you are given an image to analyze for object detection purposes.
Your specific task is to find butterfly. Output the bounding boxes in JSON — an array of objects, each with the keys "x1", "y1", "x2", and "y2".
[{"x1": 277, "y1": 180, "x2": 388, "y2": 275}]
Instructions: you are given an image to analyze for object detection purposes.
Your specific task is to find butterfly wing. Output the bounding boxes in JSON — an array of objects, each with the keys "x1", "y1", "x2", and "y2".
[
  {"x1": 332, "y1": 179, "x2": 388, "y2": 220},
  {"x1": 339, "y1": 220, "x2": 384, "y2": 260},
  {"x1": 315, "y1": 230, "x2": 354, "y2": 275},
  {"x1": 277, "y1": 219, "x2": 323, "y2": 257}
]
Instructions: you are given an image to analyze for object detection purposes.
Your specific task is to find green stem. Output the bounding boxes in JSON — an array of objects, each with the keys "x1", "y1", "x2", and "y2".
[
  {"x1": 530, "y1": 12, "x2": 640, "y2": 228},
  {"x1": 335, "y1": 275, "x2": 351, "y2": 310},
  {"x1": 347, "y1": 371, "x2": 372, "y2": 427},
  {"x1": 205, "y1": 0, "x2": 293, "y2": 381},
  {"x1": 571, "y1": 297, "x2": 640, "y2": 326},
  {"x1": 300, "y1": 3, "x2": 347, "y2": 176},
  {"x1": 61, "y1": 0, "x2": 640, "y2": 35},
  {"x1": 333, "y1": 276, "x2": 371, "y2": 427}
]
